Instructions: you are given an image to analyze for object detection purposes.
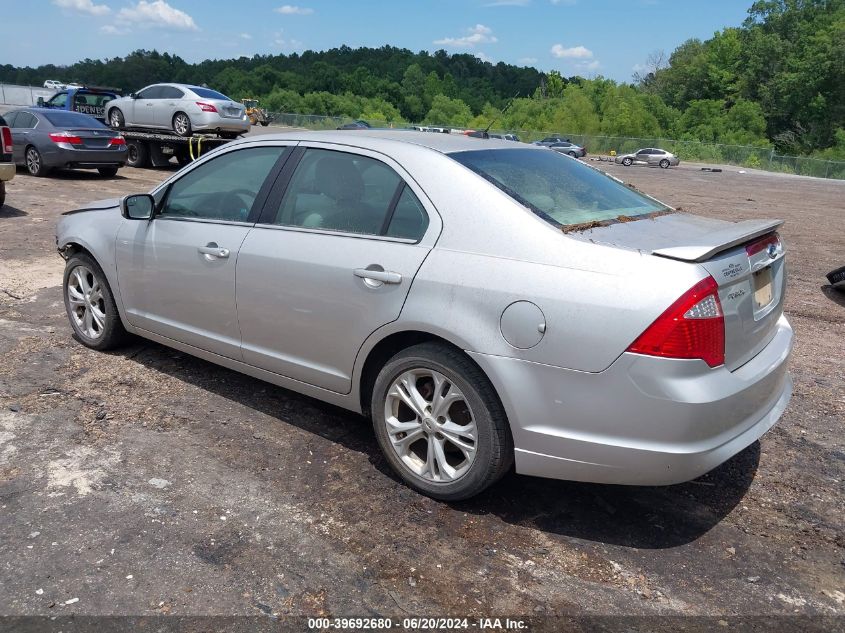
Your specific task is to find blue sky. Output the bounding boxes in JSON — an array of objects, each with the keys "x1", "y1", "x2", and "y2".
[{"x1": 4, "y1": 0, "x2": 750, "y2": 82}]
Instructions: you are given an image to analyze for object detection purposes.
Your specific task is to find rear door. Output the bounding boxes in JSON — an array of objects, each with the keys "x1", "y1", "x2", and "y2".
[
  {"x1": 236, "y1": 144, "x2": 441, "y2": 393},
  {"x1": 9, "y1": 112, "x2": 38, "y2": 164},
  {"x1": 155, "y1": 86, "x2": 185, "y2": 128},
  {"x1": 115, "y1": 144, "x2": 290, "y2": 358}
]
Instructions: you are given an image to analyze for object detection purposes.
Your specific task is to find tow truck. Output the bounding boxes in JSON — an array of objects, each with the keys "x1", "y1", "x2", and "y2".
[
  {"x1": 117, "y1": 129, "x2": 231, "y2": 168},
  {"x1": 37, "y1": 86, "x2": 122, "y2": 122}
]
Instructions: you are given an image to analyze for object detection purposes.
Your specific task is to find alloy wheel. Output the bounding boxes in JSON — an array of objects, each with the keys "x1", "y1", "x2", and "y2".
[
  {"x1": 174, "y1": 114, "x2": 190, "y2": 135},
  {"x1": 26, "y1": 148, "x2": 41, "y2": 175},
  {"x1": 383, "y1": 368, "x2": 477, "y2": 483},
  {"x1": 66, "y1": 265, "x2": 106, "y2": 340}
]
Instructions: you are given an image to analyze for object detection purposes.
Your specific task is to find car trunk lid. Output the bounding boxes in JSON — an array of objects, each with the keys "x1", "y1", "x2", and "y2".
[
  {"x1": 212, "y1": 100, "x2": 245, "y2": 119},
  {"x1": 570, "y1": 213, "x2": 786, "y2": 371},
  {"x1": 56, "y1": 128, "x2": 121, "y2": 150}
]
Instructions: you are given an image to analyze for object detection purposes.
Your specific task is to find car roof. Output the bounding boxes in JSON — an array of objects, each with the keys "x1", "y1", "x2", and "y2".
[{"x1": 238, "y1": 129, "x2": 541, "y2": 155}]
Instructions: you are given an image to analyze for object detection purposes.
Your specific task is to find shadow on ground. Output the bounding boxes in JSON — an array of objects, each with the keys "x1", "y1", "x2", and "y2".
[
  {"x1": 821, "y1": 284, "x2": 845, "y2": 308},
  {"x1": 0, "y1": 205, "x2": 27, "y2": 218},
  {"x1": 116, "y1": 338, "x2": 757, "y2": 550}
]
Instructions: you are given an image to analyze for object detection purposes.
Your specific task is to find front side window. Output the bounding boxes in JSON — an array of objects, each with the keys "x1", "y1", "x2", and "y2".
[
  {"x1": 450, "y1": 148, "x2": 668, "y2": 228},
  {"x1": 160, "y1": 147, "x2": 286, "y2": 222},
  {"x1": 272, "y1": 149, "x2": 424, "y2": 238}
]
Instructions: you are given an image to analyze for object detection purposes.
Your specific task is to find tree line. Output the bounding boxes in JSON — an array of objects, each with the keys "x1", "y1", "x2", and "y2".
[{"x1": 1, "y1": 0, "x2": 841, "y2": 159}]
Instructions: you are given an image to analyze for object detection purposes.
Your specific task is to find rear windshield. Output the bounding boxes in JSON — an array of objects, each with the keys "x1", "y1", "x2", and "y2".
[
  {"x1": 191, "y1": 87, "x2": 230, "y2": 100},
  {"x1": 450, "y1": 148, "x2": 668, "y2": 227},
  {"x1": 42, "y1": 111, "x2": 106, "y2": 128}
]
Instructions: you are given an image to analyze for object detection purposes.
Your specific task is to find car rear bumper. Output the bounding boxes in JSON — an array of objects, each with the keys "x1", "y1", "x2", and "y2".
[
  {"x1": 468, "y1": 314, "x2": 793, "y2": 485},
  {"x1": 42, "y1": 145, "x2": 127, "y2": 169},
  {"x1": 0, "y1": 163, "x2": 14, "y2": 181},
  {"x1": 191, "y1": 112, "x2": 250, "y2": 134}
]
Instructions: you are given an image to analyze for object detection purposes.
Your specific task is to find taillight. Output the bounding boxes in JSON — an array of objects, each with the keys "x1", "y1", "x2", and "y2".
[
  {"x1": 49, "y1": 132, "x2": 82, "y2": 144},
  {"x1": 1, "y1": 127, "x2": 12, "y2": 154},
  {"x1": 745, "y1": 232, "x2": 780, "y2": 257},
  {"x1": 108, "y1": 136, "x2": 126, "y2": 146},
  {"x1": 196, "y1": 102, "x2": 217, "y2": 113},
  {"x1": 627, "y1": 276, "x2": 725, "y2": 367}
]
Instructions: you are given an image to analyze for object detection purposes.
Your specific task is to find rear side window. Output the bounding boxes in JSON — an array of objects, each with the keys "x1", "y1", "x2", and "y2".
[
  {"x1": 42, "y1": 111, "x2": 105, "y2": 128},
  {"x1": 191, "y1": 87, "x2": 230, "y2": 100},
  {"x1": 13, "y1": 112, "x2": 38, "y2": 129},
  {"x1": 273, "y1": 149, "x2": 414, "y2": 237},
  {"x1": 385, "y1": 186, "x2": 429, "y2": 240},
  {"x1": 450, "y1": 148, "x2": 668, "y2": 227},
  {"x1": 160, "y1": 86, "x2": 185, "y2": 99},
  {"x1": 160, "y1": 147, "x2": 286, "y2": 222}
]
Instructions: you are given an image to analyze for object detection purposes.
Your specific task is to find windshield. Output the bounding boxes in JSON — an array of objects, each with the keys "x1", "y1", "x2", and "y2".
[
  {"x1": 42, "y1": 111, "x2": 106, "y2": 128},
  {"x1": 449, "y1": 148, "x2": 669, "y2": 227},
  {"x1": 191, "y1": 87, "x2": 230, "y2": 100}
]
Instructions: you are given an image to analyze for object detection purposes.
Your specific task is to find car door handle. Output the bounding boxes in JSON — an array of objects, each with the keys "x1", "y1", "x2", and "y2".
[
  {"x1": 354, "y1": 268, "x2": 402, "y2": 284},
  {"x1": 198, "y1": 245, "x2": 230, "y2": 258}
]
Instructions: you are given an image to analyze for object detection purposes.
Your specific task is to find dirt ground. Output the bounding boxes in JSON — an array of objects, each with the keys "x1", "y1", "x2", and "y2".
[{"x1": 0, "y1": 149, "x2": 843, "y2": 626}]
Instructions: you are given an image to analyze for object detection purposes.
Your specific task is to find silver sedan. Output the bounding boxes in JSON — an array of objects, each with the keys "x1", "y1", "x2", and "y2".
[
  {"x1": 105, "y1": 83, "x2": 249, "y2": 138},
  {"x1": 56, "y1": 131, "x2": 792, "y2": 500},
  {"x1": 616, "y1": 147, "x2": 680, "y2": 168}
]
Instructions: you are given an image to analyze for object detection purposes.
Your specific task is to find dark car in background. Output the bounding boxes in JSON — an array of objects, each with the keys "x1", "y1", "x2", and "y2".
[
  {"x1": 0, "y1": 114, "x2": 14, "y2": 207},
  {"x1": 5, "y1": 108, "x2": 127, "y2": 177},
  {"x1": 37, "y1": 87, "x2": 122, "y2": 122}
]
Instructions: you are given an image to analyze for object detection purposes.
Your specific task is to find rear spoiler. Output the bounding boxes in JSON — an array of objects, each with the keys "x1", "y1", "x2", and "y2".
[{"x1": 653, "y1": 219, "x2": 784, "y2": 263}]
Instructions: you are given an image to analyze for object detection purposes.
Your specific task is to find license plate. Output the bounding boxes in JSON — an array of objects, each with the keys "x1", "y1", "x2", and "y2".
[
  {"x1": 225, "y1": 108, "x2": 239, "y2": 116},
  {"x1": 753, "y1": 267, "x2": 773, "y2": 309}
]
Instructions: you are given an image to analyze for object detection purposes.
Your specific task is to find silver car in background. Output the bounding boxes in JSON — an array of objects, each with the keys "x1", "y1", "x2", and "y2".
[
  {"x1": 56, "y1": 131, "x2": 792, "y2": 500},
  {"x1": 105, "y1": 83, "x2": 249, "y2": 138},
  {"x1": 616, "y1": 147, "x2": 680, "y2": 168}
]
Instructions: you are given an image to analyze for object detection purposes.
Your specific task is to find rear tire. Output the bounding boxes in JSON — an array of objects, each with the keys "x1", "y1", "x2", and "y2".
[
  {"x1": 219, "y1": 132, "x2": 241, "y2": 140},
  {"x1": 260, "y1": 121, "x2": 269, "y2": 127},
  {"x1": 173, "y1": 112, "x2": 192, "y2": 137},
  {"x1": 108, "y1": 108, "x2": 125, "y2": 130},
  {"x1": 622, "y1": 157, "x2": 633, "y2": 166},
  {"x1": 25, "y1": 146, "x2": 50, "y2": 176},
  {"x1": 125, "y1": 140, "x2": 149, "y2": 168},
  {"x1": 371, "y1": 342, "x2": 513, "y2": 501},
  {"x1": 63, "y1": 252, "x2": 128, "y2": 351},
  {"x1": 0, "y1": 182, "x2": 5, "y2": 208},
  {"x1": 98, "y1": 167, "x2": 119, "y2": 178},
  {"x1": 659, "y1": 159, "x2": 670, "y2": 169}
]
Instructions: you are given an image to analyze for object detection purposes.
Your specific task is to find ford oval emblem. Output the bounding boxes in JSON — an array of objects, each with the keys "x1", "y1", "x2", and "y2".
[{"x1": 767, "y1": 243, "x2": 778, "y2": 259}]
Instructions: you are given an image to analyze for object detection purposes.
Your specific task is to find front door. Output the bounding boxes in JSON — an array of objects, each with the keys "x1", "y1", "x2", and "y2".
[
  {"x1": 237, "y1": 146, "x2": 437, "y2": 393},
  {"x1": 114, "y1": 145, "x2": 289, "y2": 358}
]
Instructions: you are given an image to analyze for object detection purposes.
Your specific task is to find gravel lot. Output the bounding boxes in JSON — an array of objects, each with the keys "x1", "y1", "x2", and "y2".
[{"x1": 0, "y1": 149, "x2": 843, "y2": 624}]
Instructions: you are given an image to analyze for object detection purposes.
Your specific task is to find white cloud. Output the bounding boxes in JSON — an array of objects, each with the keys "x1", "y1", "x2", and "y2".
[
  {"x1": 53, "y1": 0, "x2": 110, "y2": 16},
  {"x1": 434, "y1": 24, "x2": 497, "y2": 49},
  {"x1": 99, "y1": 24, "x2": 128, "y2": 35},
  {"x1": 240, "y1": 32, "x2": 252, "y2": 40},
  {"x1": 475, "y1": 52, "x2": 493, "y2": 62},
  {"x1": 116, "y1": 0, "x2": 198, "y2": 31},
  {"x1": 550, "y1": 44, "x2": 593, "y2": 59},
  {"x1": 274, "y1": 4, "x2": 314, "y2": 14},
  {"x1": 518, "y1": 56, "x2": 538, "y2": 65},
  {"x1": 582, "y1": 59, "x2": 601, "y2": 71}
]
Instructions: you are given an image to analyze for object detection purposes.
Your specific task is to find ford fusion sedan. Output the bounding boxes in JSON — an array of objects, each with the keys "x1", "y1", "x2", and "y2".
[
  {"x1": 105, "y1": 83, "x2": 249, "y2": 138},
  {"x1": 56, "y1": 131, "x2": 792, "y2": 500},
  {"x1": 616, "y1": 148, "x2": 680, "y2": 168},
  {"x1": 6, "y1": 108, "x2": 126, "y2": 177}
]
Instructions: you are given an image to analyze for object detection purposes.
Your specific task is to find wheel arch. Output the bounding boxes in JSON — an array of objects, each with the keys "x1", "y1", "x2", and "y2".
[{"x1": 356, "y1": 329, "x2": 503, "y2": 420}]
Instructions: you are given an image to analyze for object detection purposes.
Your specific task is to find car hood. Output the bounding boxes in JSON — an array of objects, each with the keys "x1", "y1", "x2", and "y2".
[{"x1": 62, "y1": 197, "x2": 120, "y2": 216}]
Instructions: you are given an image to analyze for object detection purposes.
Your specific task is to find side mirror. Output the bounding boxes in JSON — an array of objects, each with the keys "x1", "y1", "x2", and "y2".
[
  {"x1": 121, "y1": 194, "x2": 155, "y2": 220},
  {"x1": 37, "y1": 97, "x2": 45, "y2": 107}
]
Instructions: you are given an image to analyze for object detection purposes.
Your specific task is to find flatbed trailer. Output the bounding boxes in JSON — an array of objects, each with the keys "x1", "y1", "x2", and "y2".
[{"x1": 119, "y1": 130, "x2": 235, "y2": 168}]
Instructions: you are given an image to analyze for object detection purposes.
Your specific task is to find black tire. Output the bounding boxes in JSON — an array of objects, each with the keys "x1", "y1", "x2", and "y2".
[
  {"x1": 25, "y1": 146, "x2": 50, "y2": 176},
  {"x1": 108, "y1": 108, "x2": 125, "y2": 130},
  {"x1": 63, "y1": 252, "x2": 129, "y2": 351},
  {"x1": 371, "y1": 342, "x2": 513, "y2": 501},
  {"x1": 219, "y1": 132, "x2": 241, "y2": 140},
  {"x1": 568, "y1": 151, "x2": 577, "y2": 158},
  {"x1": 260, "y1": 121, "x2": 269, "y2": 127},
  {"x1": 0, "y1": 181, "x2": 5, "y2": 208},
  {"x1": 172, "y1": 112, "x2": 192, "y2": 137},
  {"x1": 659, "y1": 158, "x2": 670, "y2": 169},
  {"x1": 622, "y1": 157, "x2": 633, "y2": 167},
  {"x1": 125, "y1": 140, "x2": 149, "y2": 168},
  {"x1": 98, "y1": 167, "x2": 119, "y2": 178}
]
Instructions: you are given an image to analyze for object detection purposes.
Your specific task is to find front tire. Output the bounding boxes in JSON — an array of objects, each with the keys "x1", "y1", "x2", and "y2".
[
  {"x1": 371, "y1": 342, "x2": 513, "y2": 501},
  {"x1": 622, "y1": 157, "x2": 633, "y2": 167},
  {"x1": 0, "y1": 181, "x2": 5, "y2": 208},
  {"x1": 109, "y1": 108, "x2": 125, "y2": 130},
  {"x1": 659, "y1": 158, "x2": 670, "y2": 169},
  {"x1": 173, "y1": 112, "x2": 192, "y2": 137},
  {"x1": 25, "y1": 146, "x2": 50, "y2": 176},
  {"x1": 63, "y1": 252, "x2": 128, "y2": 351},
  {"x1": 125, "y1": 140, "x2": 149, "y2": 168}
]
